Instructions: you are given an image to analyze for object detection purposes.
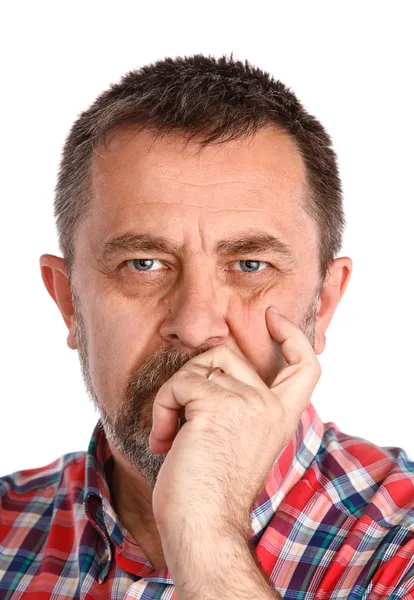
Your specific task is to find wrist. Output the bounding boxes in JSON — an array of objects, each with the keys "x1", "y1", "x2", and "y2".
[
  {"x1": 161, "y1": 518, "x2": 249, "y2": 573},
  {"x1": 162, "y1": 524, "x2": 278, "y2": 599}
]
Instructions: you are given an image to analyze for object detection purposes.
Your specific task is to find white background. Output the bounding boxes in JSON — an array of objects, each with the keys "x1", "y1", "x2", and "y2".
[{"x1": 1, "y1": 1, "x2": 413, "y2": 475}]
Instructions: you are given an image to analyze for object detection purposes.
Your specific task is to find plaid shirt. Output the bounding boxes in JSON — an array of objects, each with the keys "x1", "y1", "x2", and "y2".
[{"x1": 1, "y1": 403, "x2": 413, "y2": 599}]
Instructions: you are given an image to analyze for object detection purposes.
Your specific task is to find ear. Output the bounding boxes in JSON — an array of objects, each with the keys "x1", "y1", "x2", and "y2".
[
  {"x1": 39, "y1": 254, "x2": 78, "y2": 350},
  {"x1": 314, "y1": 256, "x2": 353, "y2": 355}
]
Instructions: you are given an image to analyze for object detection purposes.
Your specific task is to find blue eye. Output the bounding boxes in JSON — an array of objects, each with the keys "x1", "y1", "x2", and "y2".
[
  {"x1": 124, "y1": 259, "x2": 270, "y2": 274},
  {"x1": 234, "y1": 260, "x2": 269, "y2": 273},
  {"x1": 126, "y1": 259, "x2": 164, "y2": 271}
]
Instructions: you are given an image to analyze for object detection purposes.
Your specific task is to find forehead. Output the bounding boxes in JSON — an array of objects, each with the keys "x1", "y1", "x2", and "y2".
[{"x1": 85, "y1": 125, "x2": 317, "y2": 258}]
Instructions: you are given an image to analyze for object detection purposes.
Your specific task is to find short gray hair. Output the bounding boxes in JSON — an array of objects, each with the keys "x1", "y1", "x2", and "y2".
[{"x1": 54, "y1": 54, "x2": 346, "y2": 285}]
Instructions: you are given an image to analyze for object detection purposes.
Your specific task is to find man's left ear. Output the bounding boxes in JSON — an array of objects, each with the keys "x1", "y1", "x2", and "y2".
[{"x1": 314, "y1": 257, "x2": 353, "y2": 355}]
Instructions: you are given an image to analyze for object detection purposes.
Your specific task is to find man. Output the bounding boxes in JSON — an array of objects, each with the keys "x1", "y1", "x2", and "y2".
[{"x1": 0, "y1": 54, "x2": 413, "y2": 600}]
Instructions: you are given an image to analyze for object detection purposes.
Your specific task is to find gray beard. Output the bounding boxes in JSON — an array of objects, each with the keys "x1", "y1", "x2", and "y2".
[{"x1": 72, "y1": 289, "x2": 318, "y2": 488}]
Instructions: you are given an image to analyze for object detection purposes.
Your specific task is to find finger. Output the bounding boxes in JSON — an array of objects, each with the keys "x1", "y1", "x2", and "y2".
[
  {"x1": 184, "y1": 344, "x2": 264, "y2": 389},
  {"x1": 150, "y1": 371, "x2": 229, "y2": 452},
  {"x1": 265, "y1": 306, "x2": 316, "y2": 366},
  {"x1": 265, "y1": 307, "x2": 321, "y2": 414}
]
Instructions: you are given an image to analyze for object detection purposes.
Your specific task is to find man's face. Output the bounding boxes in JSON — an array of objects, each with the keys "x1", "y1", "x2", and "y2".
[{"x1": 71, "y1": 126, "x2": 321, "y2": 486}]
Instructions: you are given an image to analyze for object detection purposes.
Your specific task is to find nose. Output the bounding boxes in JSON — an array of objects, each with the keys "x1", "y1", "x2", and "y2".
[{"x1": 159, "y1": 272, "x2": 230, "y2": 349}]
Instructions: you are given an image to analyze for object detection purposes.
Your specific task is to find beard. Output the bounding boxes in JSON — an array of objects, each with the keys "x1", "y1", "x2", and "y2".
[{"x1": 71, "y1": 289, "x2": 319, "y2": 489}]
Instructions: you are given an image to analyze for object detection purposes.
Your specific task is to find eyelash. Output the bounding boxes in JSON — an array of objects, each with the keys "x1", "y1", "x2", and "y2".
[{"x1": 123, "y1": 259, "x2": 272, "y2": 275}]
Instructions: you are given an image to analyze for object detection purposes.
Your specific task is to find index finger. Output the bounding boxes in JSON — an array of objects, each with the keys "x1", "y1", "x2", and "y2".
[{"x1": 265, "y1": 306, "x2": 321, "y2": 413}]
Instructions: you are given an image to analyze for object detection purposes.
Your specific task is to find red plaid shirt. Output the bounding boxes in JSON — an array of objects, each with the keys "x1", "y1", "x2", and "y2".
[{"x1": 1, "y1": 403, "x2": 413, "y2": 599}]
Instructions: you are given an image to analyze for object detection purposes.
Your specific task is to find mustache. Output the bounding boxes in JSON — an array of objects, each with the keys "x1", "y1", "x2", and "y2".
[
  {"x1": 127, "y1": 346, "x2": 204, "y2": 402},
  {"x1": 126, "y1": 342, "x2": 266, "y2": 405}
]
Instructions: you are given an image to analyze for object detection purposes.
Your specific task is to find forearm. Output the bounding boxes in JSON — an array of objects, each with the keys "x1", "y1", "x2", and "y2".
[
  {"x1": 163, "y1": 525, "x2": 282, "y2": 600},
  {"x1": 176, "y1": 550, "x2": 282, "y2": 599}
]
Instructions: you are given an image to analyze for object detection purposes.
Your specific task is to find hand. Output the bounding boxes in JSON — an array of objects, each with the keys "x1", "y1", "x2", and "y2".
[{"x1": 149, "y1": 306, "x2": 321, "y2": 565}]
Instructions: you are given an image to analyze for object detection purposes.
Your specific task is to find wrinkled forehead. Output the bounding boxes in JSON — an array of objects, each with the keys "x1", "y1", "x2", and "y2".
[
  {"x1": 84, "y1": 125, "x2": 317, "y2": 258},
  {"x1": 91, "y1": 124, "x2": 306, "y2": 199}
]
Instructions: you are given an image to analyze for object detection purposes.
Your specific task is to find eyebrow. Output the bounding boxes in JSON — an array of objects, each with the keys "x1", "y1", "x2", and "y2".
[{"x1": 101, "y1": 231, "x2": 296, "y2": 267}]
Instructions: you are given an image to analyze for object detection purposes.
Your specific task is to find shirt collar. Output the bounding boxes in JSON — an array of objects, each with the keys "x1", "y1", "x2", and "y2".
[
  {"x1": 84, "y1": 421, "x2": 124, "y2": 544},
  {"x1": 83, "y1": 402, "x2": 324, "y2": 577}
]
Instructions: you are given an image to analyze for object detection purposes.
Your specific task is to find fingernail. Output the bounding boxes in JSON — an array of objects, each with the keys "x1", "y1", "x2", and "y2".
[{"x1": 269, "y1": 306, "x2": 281, "y2": 314}]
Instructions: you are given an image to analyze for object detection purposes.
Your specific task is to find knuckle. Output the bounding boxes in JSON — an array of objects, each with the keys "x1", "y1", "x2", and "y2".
[
  {"x1": 312, "y1": 358, "x2": 322, "y2": 378},
  {"x1": 181, "y1": 366, "x2": 194, "y2": 376},
  {"x1": 305, "y1": 357, "x2": 321, "y2": 374}
]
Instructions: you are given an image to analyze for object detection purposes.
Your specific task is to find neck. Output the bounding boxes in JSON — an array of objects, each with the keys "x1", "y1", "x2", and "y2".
[{"x1": 107, "y1": 441, "x2": 157, "y2": 531}]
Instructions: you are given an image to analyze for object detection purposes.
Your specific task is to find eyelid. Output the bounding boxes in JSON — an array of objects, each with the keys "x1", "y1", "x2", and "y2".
[
  {"x1": 227, "y1": 260, "x2": 271, "y2": 271},
  {"x1": 124, "y1": 258, "x2": 272, "y2": 272},
  {"x1": 125, "y1": 258, "x2": 166, "y2": 271}
]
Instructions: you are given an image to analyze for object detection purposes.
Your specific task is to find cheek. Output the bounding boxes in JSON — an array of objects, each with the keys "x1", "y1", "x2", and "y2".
[
  {"x1": 84, "y1": 297, "x2": 153, "y2": 408},
  {"x1": 226, "y1": 290, "x2": 282, "y2": 385}
]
